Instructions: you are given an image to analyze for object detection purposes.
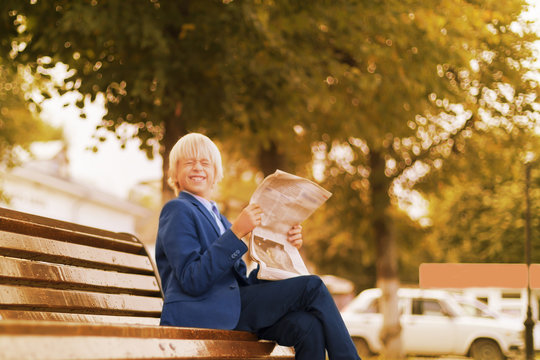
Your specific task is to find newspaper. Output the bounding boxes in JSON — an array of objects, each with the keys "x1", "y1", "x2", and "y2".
[{"x1": 248, "y1": 170, "x2": 332, "y2": 280}]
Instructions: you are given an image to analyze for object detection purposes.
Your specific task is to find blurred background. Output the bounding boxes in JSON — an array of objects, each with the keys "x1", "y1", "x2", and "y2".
[{"x1": 1, "y1": 1, "x2": 540, "y2": 358}]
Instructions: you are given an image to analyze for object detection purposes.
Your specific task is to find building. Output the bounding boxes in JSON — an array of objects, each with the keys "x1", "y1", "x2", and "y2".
[{"x1": 0, "y1": 147, "x2": 152, "y2": 241}]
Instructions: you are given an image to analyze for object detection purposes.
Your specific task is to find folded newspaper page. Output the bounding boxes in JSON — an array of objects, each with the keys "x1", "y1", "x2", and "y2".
[{"x1": 248, "y1": 170, "x2": 332, "y2": 280}]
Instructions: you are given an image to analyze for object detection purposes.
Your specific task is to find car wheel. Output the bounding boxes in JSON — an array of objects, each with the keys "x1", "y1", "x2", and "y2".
[
  {"x1": 470, "y1": 339, "x2": 504, "y2": 360},
  {"x1": 352, "y1": 337, "x2": 372, "y2": 358}
]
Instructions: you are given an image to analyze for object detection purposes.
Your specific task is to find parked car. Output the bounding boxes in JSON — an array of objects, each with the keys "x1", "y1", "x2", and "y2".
[
  {"x1": 456, "y1": 295, "x2": 540, "y2": 352},
  {"x1": 341, "y1": 288, "x2": 523, "y2": 360}
]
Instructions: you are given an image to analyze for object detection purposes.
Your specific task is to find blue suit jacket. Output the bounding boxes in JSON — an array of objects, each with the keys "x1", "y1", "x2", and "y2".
[{"x1": 155, "y1": 191, "x2": 258, "y2": 329}]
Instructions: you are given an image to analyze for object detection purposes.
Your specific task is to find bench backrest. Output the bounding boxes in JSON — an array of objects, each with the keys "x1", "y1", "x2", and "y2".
[{"x1": 0, "y1": 207, "x2": 163, "y2": 325}]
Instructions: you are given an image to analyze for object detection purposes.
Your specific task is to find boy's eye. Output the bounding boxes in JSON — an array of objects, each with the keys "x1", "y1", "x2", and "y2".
[{"x1": 183, "y1": 159, "x2": 210, "y2": 167}]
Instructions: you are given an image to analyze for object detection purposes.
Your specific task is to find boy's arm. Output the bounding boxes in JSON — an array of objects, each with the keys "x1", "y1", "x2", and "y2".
[{"x1": 158, "y1": 200, "x2": 247, "y2": 297}]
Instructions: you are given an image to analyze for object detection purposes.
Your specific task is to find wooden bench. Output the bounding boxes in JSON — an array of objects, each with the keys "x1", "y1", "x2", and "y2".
[{"x1": 0, "y1": 207, "x2": 294, "y2": 359}]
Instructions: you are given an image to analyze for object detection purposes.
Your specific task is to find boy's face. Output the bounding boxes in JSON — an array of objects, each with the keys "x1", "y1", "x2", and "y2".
[{"x1": 177, "y1": 157, "x2": 216, "y2": 199}]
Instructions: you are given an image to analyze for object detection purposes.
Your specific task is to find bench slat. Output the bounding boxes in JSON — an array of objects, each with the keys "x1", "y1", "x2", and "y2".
[
  {"x1": 0, "y1": 256, "x2": 161, "y2": 295},
  {"x1": 0, "y1": 231, "x2": 154, "y2": 273},
  {"x1": 0, "y1": 336, "x2": 295, "y2": 360},
  {"x1": 0, "y1": 207, "x2": 143, "y2": 253},
  {"x1": 0, "y1": 284, "x2": 163, "y2": 317},
  {"x1": 0, "y1": 310, "x2": 161, "y2": 325},
  {"x1": 0, "y1": 320, "x2": 257, "y2": 340}
]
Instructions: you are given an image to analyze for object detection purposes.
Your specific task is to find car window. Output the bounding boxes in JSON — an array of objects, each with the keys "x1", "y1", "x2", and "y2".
[
  {"x1": 459, "y1": 301, "x2": 496, "y2": 319},
  {"x1": 412, "y1": 299, "x2": 445, "y2": 316}
]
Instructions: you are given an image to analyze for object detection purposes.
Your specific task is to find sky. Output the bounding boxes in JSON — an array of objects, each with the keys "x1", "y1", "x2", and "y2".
[
  {"x1": 31, "y1": 1, "x2": 540, "y2": 200},
  {"x1": 37, "y1": 91, "x2": 162, "y2": 199}
]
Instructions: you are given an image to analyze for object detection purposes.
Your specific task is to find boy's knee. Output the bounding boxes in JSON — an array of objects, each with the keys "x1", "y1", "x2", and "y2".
[
  {"x1": 303, "y1": 275, "x2": 324, "y2": 290},
  {"x1": 302, "y1": 275, "x2": 331, "y2": 298}
]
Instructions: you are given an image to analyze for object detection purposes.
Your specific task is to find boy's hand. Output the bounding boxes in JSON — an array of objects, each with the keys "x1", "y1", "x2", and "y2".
[
  {"x1": 231, "y1": 203, "x2": 263, "y2": 239},
  {"x1": 287, "y1": 224, "x2": 303, "y2": 249}
]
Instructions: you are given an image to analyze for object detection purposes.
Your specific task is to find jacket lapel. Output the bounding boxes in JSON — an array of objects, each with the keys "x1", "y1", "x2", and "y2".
[{"x1": 179, "y1": 192, "x2": 222, "y2": 236}]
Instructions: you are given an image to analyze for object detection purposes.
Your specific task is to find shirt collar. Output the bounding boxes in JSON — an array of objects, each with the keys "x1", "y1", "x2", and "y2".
[{"x1": 183, "y1": 190, "x2": 218, "y2": 214}]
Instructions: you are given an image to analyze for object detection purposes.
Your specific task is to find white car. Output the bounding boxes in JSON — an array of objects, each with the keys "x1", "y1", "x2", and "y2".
[
  {"x1": 341, "y1": 288, "x2": 523, "y2": 360},
  {"x1": 457, "y1": 295, "x2": 540, "y2": 352}
]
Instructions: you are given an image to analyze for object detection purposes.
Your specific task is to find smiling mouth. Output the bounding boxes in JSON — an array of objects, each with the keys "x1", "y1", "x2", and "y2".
[{"x1": 189, "y1": 176, "x2": 206, "y2": 182}]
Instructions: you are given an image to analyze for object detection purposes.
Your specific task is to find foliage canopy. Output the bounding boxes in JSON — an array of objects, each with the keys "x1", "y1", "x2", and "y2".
[{"x1": 1, "y1": 1, "x2": 539, "y2": 356}]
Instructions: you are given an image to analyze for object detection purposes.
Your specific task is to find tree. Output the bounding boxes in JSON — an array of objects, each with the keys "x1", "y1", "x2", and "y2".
[
  {"x1": 419, "y1": 127, "x2": 540, "y2": 265},
  {"x1": 0, "y1": 58, "x2": 60, "y2": 166},
  {"x1": 283, "y1": 0, "x2": 539, "y2": 357},
  {"x1": 1, "y1": 1, "x2": 539, "y2": 358},
  {"x1": 0, "y1": 1, "x2": 317, "y2": 198}
]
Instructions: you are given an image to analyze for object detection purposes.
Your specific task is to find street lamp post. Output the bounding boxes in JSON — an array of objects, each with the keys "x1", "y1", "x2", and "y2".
[{"x1": 524, "y1": 155, "x2": 535, "y2": 360}]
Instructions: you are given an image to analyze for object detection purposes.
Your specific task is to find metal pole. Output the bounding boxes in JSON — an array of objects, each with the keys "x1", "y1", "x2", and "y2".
[{"x1": 524, "y1": 161, "x2": 535, "y2": 360}]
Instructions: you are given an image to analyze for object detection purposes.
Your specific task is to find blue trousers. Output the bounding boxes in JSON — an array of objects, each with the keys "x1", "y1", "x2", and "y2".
[{"x1": 234, "y1": 275, "x2": 361, "y2": 360}]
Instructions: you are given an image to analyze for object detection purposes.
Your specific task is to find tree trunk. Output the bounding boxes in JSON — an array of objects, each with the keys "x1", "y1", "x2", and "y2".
[
  {"x1": 258, "y1": 140, "x2": 286, "y2": 177},
  {"x1": 369, "y1": 150, "x2": 404, "y2": 359},
  {"x1": 161, "y1": 102, "x2": 187, "y2": 203}
]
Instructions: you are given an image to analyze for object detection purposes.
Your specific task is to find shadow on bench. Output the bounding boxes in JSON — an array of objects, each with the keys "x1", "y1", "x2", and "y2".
[{"x1": 0, "y1": 207, "x2": 294, "y2": 359}]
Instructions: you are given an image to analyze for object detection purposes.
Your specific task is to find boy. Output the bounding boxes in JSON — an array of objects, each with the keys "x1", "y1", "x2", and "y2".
[{"x1": 155, "y1": 133, "x2": 360, "y2": 360}]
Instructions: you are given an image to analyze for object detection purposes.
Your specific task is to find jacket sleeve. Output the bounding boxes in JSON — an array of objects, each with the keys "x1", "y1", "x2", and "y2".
[{"x1": 157, "y1": 200, "x2": 248, "y2": 297}]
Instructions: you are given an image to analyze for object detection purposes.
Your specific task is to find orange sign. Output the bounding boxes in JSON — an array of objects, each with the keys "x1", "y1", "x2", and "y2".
[{"x1": 419, "y1": 263, "x2": 540, "y2": 289}]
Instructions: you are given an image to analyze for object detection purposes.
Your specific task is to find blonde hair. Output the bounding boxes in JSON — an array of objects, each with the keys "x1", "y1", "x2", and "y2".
[{"x1": 167, "y1": 133, "x2": 224, "y2": 196}]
